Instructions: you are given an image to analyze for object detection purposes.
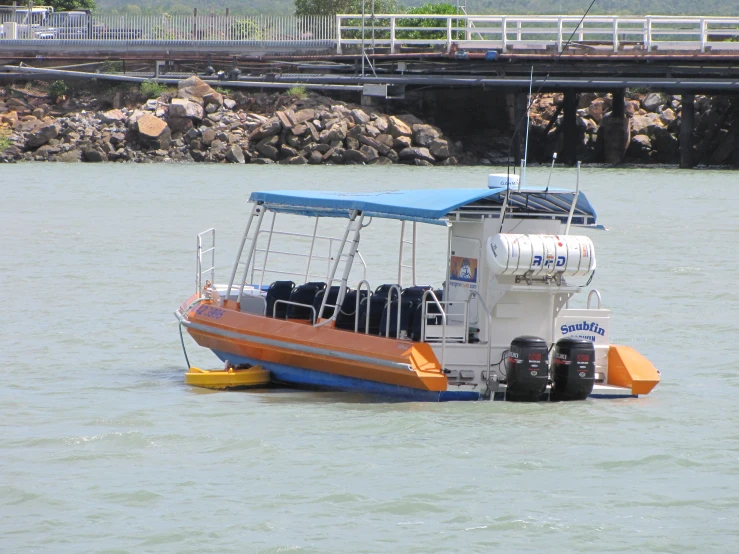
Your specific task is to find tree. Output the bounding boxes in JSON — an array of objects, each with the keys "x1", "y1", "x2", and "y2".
[
  {"x1": 48, "y1": 0, "x2": 97, "y2": 10},
  {"x1": 295, "y1": 0, "x2": 397, "y2": 17}
]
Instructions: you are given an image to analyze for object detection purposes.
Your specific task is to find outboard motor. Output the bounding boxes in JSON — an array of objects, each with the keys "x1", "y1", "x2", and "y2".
[
  {"x1": 550, "y1": 337, "x2": 595, "y2": 401},
  {"x1": 504, "y1": 336, "x2": 549, "y2": 402}
]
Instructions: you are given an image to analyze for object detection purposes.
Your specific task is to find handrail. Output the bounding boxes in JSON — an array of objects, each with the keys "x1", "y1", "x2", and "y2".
[
  {"x1": 587, "y1": 289, "x2": 602, "y2": 309},
  {"x1": 273, "y1": 299, "x2": 316, "y2": 321},
  {"x1": 383, "y1": 284, "x2": 403, "y2": 338},
  {"x1": 196, "y1": 228, "x2": 215, "y2": 295},
  {"x1": 355, "y1": 279, "x2": 372, "y2": 333},
  {"x1": 466, "y1": 290, "x2": 492, "y2": 376},
  {"x1": 421, "y1": 289, "x2": 447, "y2": 371}
]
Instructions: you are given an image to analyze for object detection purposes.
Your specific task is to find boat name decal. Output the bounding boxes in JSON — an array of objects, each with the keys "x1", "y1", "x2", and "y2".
[
  {"x1": 196, "y1": 305, "x2": 225, "y2": 320},
  {"x1": 560, "y1": 321, "x2": 605, "y2": 338}
]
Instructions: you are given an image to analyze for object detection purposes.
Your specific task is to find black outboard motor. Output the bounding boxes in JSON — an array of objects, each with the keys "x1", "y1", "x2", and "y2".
[
  {"x1": 550, "y1": 337, "x2": 596, "y2": 401},
  {"x1": 505, "y1": 336, "x2": 549, "y2": 402}
]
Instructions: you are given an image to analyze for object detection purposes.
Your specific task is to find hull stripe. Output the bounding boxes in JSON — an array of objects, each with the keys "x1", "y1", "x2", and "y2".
[{"x1": 183, "y1": 319, "x2": 414, "y2": 372}]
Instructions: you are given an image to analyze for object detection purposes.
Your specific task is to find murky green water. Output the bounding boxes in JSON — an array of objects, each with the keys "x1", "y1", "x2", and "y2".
[{"x1": 1, "y1": 164, "x2": 738, "y2": 553}]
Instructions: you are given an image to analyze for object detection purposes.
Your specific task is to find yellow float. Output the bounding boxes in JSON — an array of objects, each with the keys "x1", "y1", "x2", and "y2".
[{"x1": 185, "y1": 365, "x2": 270, "y2": 390}]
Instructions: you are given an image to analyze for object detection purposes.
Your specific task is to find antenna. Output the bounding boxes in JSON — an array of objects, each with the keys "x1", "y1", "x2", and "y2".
[
  {"x1": 521, "y1": 66, "x2": 533, "y2": 190},
  {"x1": 544, "y1": 152, "x2": 557, "y2": 193}
]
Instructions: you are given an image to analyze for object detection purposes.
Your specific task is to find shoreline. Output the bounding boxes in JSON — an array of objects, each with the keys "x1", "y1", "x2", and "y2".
[{"x1": 1, "y1": 76, "x2": 737, "y2": 168}]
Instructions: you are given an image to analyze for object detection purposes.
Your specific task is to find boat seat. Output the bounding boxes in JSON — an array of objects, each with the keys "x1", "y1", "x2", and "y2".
[
  {"x1": 358, "y1": 295, "x2": 389, "y2": 335},
  {"x1": 378, "y1": 297, "x2": 416, "y2": 338},
  {"x1": 287, "y1": 282, "x2": 326, "y2": 320},
  {"x1": 409, "y1": 290, "x2": 444, "y2": 341},
  {"x1": 374, "y1": 283, "x2": 401, "y2": 301},
  {"x1": 335, "y1": 289, "x2": 369, "y2": 331},
  {"x1": 313, "y1": 285, "x2": 346, "y2": 322},
  {"x1": 266, "y1": 280, "x2": 295, "y2": 319}
]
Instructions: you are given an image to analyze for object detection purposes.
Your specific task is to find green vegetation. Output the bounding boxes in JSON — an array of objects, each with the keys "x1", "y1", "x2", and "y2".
[
  {"x1": 0, "y1": 0, "x2": 99, "y2": 10},
  {"x1": 0, "y1": 129, "x2": 12, "y2": 153},
  {"x1": 397, "y1": 3, "x2": 461, "y2": 40},
  {"x1": 140, "y1": 80, "x2": 169, "y2": 99},
  {"x1": 287, "y1": 85, "x2": 308, "y2": 98},
  {"x1": 48, "y1": 80, "x2": 70, "y2": 101},
  {"x1": 99, "y1": 60, "x2": 123, "y2": 74}
]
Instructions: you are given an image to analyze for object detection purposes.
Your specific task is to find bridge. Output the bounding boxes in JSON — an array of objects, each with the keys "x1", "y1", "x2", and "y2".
[{"x1": 2, "y1": 13, "x2": 739, "y2": 167}]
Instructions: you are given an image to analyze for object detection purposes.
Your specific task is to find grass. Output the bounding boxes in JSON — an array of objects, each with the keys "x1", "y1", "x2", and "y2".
[
  {"x1": 0, "y1": 129, "x2": 13, "y2": 153},
  {"x1": 287, "y1": 85, "x2": 307, "y2": 99},
  {"x1": 48, "y1": 80, "x2": 69, "y2": 101},
  {"x1": 140, "y1": 80, "x2": 169, "y2": 99},
  {"x1": 215, "y1": 86, "x2": 231, "y2": 95}
]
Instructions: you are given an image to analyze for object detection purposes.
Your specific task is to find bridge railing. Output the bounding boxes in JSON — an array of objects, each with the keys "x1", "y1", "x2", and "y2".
[
  {"x1": 0, "y1": 14, "x2": 336, "y2": 43},
  {"x1": 336, "y1": 14, "x2": 739, "y2": 54}
]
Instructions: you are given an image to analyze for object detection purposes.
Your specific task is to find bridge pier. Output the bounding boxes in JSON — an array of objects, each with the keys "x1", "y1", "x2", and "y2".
[
  {"x1": 562, "y1": 89, "x2": 578, "y2": 166},
  {"x1": 602, "y1": 88, "x2": 629, "y2": 164},
  {"x1": 680, "y1": 93, "x2": 695, "y2": 169}
]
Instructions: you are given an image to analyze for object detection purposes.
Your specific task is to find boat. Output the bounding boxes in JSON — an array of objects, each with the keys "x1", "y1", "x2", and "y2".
[{"x1": 175, "y1": 168, "x2": 660, "y2": 402}]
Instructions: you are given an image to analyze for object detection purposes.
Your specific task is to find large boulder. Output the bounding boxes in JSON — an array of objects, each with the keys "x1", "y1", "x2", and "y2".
[
  {"x1": 101, "y1": 109, "x2": 127, "y2": 124},
  {"x1": 429, "y1": 138, "x2": 451, "y2": 159},
  {"x1": 388, "y1": 116, "x2": 412, "y2": 138},
  {"x1": 411, "y1": 124, "x2": 441, "y2": 147},
  {"x1": 169, "y1": 99, "x2": 204, "y2": 120},
  {"x1": 25, "y1": 123, "x2": 59, "y2": 149},
  {"x1": 398, "y1": 147, "x2": 435, "y2": 163},
  {"x1": 177, "y1": 75, "x2": 217, "y2": 105},
  {"x1": 226, "y1": 145, "x2": 246, "y2": 164},
  {"x1": 136, "y1": 114, "x2": 171, "y2": 149},
  {"x1": 642, "y1": 93, "x2": 665, "y2": 113},
  {"x1": 250, "y1": 118, "x2": 282, "y2": 141}
]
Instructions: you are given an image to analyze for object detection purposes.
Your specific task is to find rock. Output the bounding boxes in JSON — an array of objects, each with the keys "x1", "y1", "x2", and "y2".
[
  {"x1": 101, "y1": 109, "x2": 127, "y2": 124},
  {"x1": 413, "y1": 159, "x2": 434, "y2": 167},
  {"x1": 429, "y1": 138, "x2": 451, "y2": 158},
  {"x1": 373, "y1": 117, "x2": 388, "y2": 133},
  {"x1": 346, "y1": 137, "x2": 359, "y2": 150},
  {"x1": 396, "y1": 114, "x2": 425, "y2": 127},
  {"x1": 359, "y1": 144, "x2": 379, "y2": 162},
  {"x1": 371, "y1": 156, "x2": 393, "y2": 165},
  {"x1": 587, "y1": 98, "x2": 610, "y2": 124},
  {"x1": 226, "y1": 145, "x2": 246, "y2": 164},
  {"x1": 32, "y1": 107, "x2": 45, "y2": 119},
  {"x1": 398, "y1": 147, "x2": 435, "y2": 163},
  {"x1": 136, "y1": 114, "x2": 171, "y2": 149},
  {"x1": 393, "y1": 136, "x2": 412, "y2": 150},
  {"x1": 56, "y1": 149, "x2": 82, "y2": 163},
  {"x1": 177, "y1": 75, "x2": 217, "y2": 104},
  {"x1": 223, "y1": 98, "x2": 237, "y2": 110},
  {"x1": 388, "y1": 116, "x2": 412, "y2": 138},
  {"x1": 642, "y1": 93, "x2": 665, "y2": 113},
  {"x1": 342, "y1": 149, "x2": 367, "y2": 164},
  {"x1": 201, "y1": 128, "x2": 217, "y2": 146},
  {"x1": 256, "y1": 136, "x2": 279, "y2": 160},
  {"x1": 309, "y1": 150, "x2": 324, "y2": 164},
  {"x1": 34, "y1": 144, "x2": 60, "y2": 159},
  {"x1": 26, "y1": 123, "x2": 59, "y2": 149},
  {"x1": 351, "y1": 108, "x2": 371, "y2": 125},
  {"x1": 168, "y1": 117, "x2": 194, "y2": 135},
  {"x1": 288, "y1": 155, "x2": 308, "y2": 165},
  {"x1": 439, "y1": 156, "x2": 458, "y2": 166},
  {"x1": 631, "y1": 113, "x2": 663, "y2": 136},
  {"x1": 280, "y1": 145, "x2": 299, "y2": 159},
  {"x1": 709, "y1": 131, "x2": 734, "y2": 165},
  {"x1": 109, "y1": 132, "x2": 126, "y2": 146},
  {"x1": 250, "y1": 119, "x2": 282, "y2": 141},
  {"x1": 411, "y1": 124, "x2": 441, "y2": 147},
  {"x1": 319, "y1": 123, "x2": 347, "y2": 143},
  {"x1": 651, "y1": 128, "x2": 680, "y2": 163},
  {"x1": 624, "y1": 100, "x2": 640, "y2": 117},
  {"x1": 627, "y1": 134, "x2": 652, "y2": 160},
  {"x1": 1, "y1": 111, "x2": 19, "y2": 129},
  {"x1": 358, "y1": 135, "x2": 391, "y2": 155},
  {"x1": 386, "y1": 150, "x2": 399, "y2": 163},
  {"x1": 660, "y1": 108, "x2": 676, "y2": 125},
  {"x1": 203, "y1": 92, "x2": 224, "y2": 108},
  {"x1": 251, "y1": 158, "x2": 275, "y2": 164},
  {"x1": 169, "y1": 99, "x2": 204, "y2": 120},
  {"x1": 83, "y1": 148, "x2": 107, "y2": 163}
]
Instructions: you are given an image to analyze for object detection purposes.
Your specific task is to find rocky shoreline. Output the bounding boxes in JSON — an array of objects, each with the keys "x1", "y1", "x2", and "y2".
[
  {"x1": 0, "y1": 76, "x2": 737, "y2": 167},
  {"x1": 0, "y1": 76, "x2": 459, "y2": 166}
]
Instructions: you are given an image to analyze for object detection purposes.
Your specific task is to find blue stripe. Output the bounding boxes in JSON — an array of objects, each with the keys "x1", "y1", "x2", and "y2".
[{"x1": 212, "y1": 350, "x2": 480, "y2": 402}]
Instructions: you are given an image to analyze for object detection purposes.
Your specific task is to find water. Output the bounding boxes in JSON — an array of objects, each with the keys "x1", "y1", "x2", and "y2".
[{"x1": 1, "y1": 164, "x2": 738, "y2": 553}]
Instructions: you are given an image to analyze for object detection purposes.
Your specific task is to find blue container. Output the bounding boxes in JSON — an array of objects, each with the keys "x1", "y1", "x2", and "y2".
[{"x1": 485, "y1": 50, "x2": 498, "y2": 61}]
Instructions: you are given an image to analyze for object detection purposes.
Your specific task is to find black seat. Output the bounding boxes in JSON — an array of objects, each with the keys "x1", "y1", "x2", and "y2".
[
  {"x1": 287, "y1": 282, "x2": 326, "y2": 320},
  {"x1": 410, "y1": 289, "x2": 444, "y2": 341},
  {"x1": 335, "y1": 289, "x2": 369, "y2": 331},
  {"x1": 265, "y1": 280, "x2": 295, "y2": 319},
  {"x1": 378, "y1": 297, "x2": 416, "y2": 338},
  {"x1": 313, "y1": 285, "x2": 345, "y2": 322},
  {"x1": 374, "y1": 284, "x2": 401, "y2": 301},
  {"x1": 358, "y1": 294, "x2": 389, "y2": 335}
]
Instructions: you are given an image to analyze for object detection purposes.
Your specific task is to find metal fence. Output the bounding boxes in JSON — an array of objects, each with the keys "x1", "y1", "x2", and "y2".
[
  {"x1": 336, "y1": 14, "x2": 739, "y2": 54},
  {"x1": 1, "y1": 13, "x2": 738, "y2": 55},
  {"x1": 0, "y1": 13, "x2": 336, "y2": 43}
]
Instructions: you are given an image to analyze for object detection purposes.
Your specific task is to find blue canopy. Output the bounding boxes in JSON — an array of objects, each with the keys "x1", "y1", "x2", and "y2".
[{"x1": 249, "y1": 188, "x2": 596, "y2": 226}]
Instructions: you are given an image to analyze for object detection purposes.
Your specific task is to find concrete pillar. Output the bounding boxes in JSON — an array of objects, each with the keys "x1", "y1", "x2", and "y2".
[
  {"x1": 562, "y1": 89, "x2": 577, "y2": 165},
  {"x1": 512, "y1": 92, "x2": 528, "y2": 164},
  {"x1": 680, "y1": 93, "x2": 695, "y2": 169},
  {"x1": 603, "y1": 88, "x2": 629, "y2": 164}
]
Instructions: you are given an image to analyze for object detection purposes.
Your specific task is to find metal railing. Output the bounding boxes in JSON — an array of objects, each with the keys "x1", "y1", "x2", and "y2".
[
  {"x1": 196, "y1": 228, "x2": 215, "y2": 295},
  {"x1": 2, "y1": 13, "x2": 738, "y2": 55},
  {"x1": 0, "y1": 13, "x2": 336, "y2": 43},
  {"x1": 335, "y1": 14, "x2": 739, "y2": 54}
]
